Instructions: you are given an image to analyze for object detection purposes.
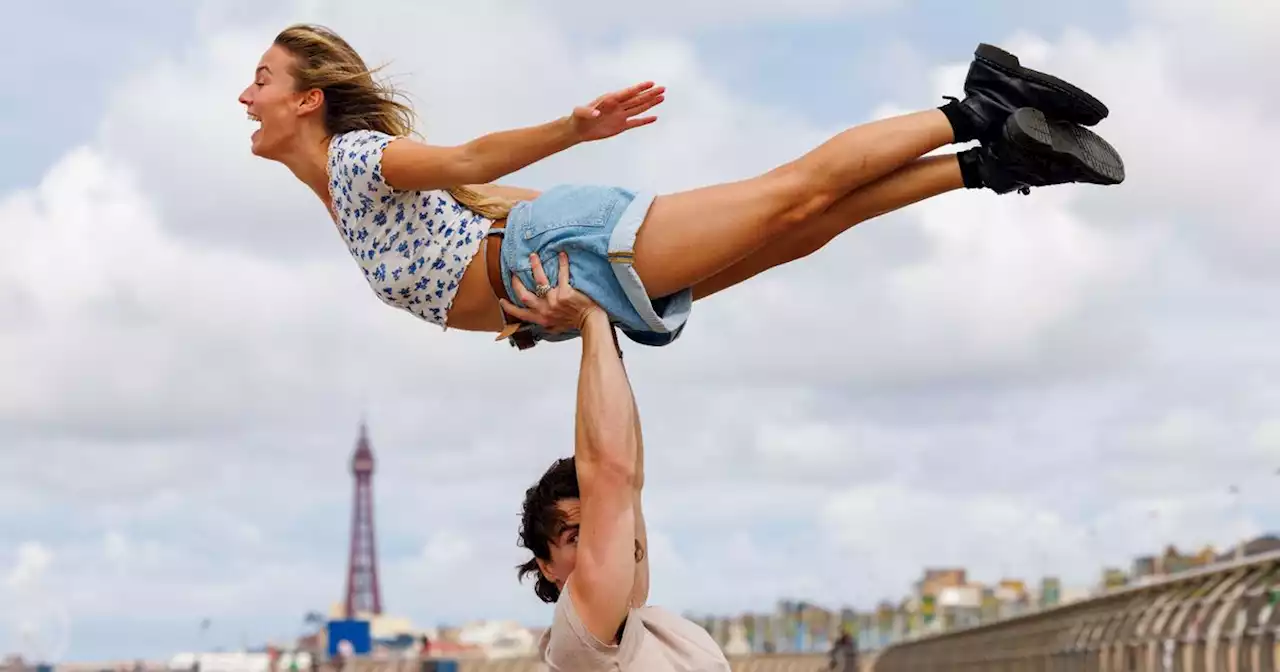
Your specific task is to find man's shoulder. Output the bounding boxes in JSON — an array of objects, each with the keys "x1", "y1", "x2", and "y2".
[{"x1": 541, "y1": 588, "x2": 730, "y2": 671}]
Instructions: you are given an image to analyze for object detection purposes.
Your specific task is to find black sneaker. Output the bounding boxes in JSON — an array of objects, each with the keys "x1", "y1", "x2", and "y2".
[
  {"x1": 952, "y1": 43, "x2": 1110, "y2": 142},
  {"x1": 970, "y1": 107, "x2": 1126, "y2": 195}
]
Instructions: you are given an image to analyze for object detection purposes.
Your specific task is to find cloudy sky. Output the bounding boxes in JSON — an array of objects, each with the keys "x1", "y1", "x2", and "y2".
[{"x1": 3, "y1": 0, "x2": 1279, "y2": 662}]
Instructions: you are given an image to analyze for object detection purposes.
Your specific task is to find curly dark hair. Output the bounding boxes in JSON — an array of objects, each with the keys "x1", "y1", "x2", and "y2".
[{"x1": 517, "y1": 456, "x2": 581, "y2": 603}]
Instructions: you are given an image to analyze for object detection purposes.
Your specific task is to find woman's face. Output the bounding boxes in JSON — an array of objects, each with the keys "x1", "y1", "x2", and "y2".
[
  {"x1": 238, "y1": 45, "x2": 311, "y2": 159},
  {"x1": 537, "y1": 498, "x2": 582, "y2": 590}
]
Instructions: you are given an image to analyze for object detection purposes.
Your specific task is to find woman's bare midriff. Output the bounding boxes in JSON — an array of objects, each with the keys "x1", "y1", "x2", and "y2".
[{"x1": 442, "y1": 219, "x2": 508, "y2": 333}]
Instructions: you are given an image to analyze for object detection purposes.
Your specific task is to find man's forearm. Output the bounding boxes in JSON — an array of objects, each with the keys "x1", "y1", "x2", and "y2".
[
  {"x1": 569, "y1": 308, "x2": 640, "y2": 642},
  {"x1": 575, "y1": 310, "x2": 637, "y2": 480}
]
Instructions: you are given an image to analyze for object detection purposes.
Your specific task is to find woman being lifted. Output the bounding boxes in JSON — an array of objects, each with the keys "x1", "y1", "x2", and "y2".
[{"x1": 240, "y1": 24, "x2": 1123, "y2": 350}]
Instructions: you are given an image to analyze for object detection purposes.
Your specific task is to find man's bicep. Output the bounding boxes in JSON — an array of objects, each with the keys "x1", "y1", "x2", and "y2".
[{"x1": 569, "y1": 468, "x2": 637, "y2": 645}]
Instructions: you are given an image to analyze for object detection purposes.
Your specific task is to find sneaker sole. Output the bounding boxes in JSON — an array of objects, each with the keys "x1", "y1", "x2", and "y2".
[
  {"x1": 975, "y1": 43, "x2": 1110, "y2": 126},
  {"x1": 1006, "y1": 107, "x2": 1125, "y2": 185}
]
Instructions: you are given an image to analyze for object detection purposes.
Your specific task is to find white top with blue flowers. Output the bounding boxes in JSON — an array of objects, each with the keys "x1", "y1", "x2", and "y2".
[{"x1": 326, "y1": 129, "x2": 493, "y2": 328}]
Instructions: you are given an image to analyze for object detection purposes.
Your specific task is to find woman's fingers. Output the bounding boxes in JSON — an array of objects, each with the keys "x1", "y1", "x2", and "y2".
[
  {"x1": 616, "y1": 81, "x2": 656, "y2": 101},
  {"x1": 622, "y1": 87, "x2": 665, "y2": 110},
  {"x1": 625, "y1": 96, "x2": 665, "y2": 116},
  {"x1": 625, "y1": 116, "x2": 659, "y2": 129}
]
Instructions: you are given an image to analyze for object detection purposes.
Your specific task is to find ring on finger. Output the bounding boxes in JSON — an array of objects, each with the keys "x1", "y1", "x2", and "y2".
[{"x1": 534, "y1": 284, "x2": 552, "y2": 298}]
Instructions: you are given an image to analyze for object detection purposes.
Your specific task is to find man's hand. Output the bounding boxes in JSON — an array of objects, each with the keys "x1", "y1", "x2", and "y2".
[{"x1": 500, "y1": 252, "x2": 604, "y2": 332}]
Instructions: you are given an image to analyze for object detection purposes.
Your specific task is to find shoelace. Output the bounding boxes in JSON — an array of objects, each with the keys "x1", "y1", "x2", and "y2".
[{"x1": 948, "y1": 97, "x2": 1035, "y2": 196}]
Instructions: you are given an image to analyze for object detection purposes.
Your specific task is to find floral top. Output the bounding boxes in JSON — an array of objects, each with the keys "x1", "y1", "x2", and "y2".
[{"x1": 326, "y1": 129, "x2": 493, "y2": 328}]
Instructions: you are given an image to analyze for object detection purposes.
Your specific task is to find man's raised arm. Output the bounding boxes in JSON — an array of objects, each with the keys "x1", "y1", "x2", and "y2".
[
  {"x1": 497, "y1": 252, "x2": 645, "y2": 644},
  {"x1": 566, "y1": 307, "x2": 640, "y2": 645}
]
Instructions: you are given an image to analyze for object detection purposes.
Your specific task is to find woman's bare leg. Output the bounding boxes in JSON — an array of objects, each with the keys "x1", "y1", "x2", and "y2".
[
  {"x1": 632, "y1": 109, "x2": 955, "y2": 298},
  {"x1": 691, "y1": 154, "x2": 963, "y2": 299}
]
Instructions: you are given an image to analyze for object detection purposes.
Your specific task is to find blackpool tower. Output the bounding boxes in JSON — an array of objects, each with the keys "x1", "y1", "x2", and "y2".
[{"x1": 342, "y1": 422, "x2": 383, "y2": 618}]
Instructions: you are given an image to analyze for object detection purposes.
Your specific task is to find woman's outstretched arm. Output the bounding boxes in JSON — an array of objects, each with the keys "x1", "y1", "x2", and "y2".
[{"x1": 379, "y1": 81, "x2": 664, "y2": 191}]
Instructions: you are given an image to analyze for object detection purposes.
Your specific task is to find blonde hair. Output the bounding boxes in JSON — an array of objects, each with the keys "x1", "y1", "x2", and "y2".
[{"x1": 274, "y1": 23, "x2": 515, "y2": 220}]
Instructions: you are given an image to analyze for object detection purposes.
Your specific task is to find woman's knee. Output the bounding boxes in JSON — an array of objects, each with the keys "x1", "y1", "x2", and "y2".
[{"x1": 760, "y1": 164, "x2": 838, "y2": 234}]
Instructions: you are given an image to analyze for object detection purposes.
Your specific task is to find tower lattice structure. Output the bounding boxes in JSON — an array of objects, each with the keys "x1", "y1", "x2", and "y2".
[{"x1": 343, "y1": 422, "x2": 383, "y2": 618}]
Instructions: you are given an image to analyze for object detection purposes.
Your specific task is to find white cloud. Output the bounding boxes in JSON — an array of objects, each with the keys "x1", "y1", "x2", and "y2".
[
  {"x1": 0, "y1": 542, "x2": 72, "y2": 664},
  {"x1": 1134, "y1": 0, "x2": 1280, "y2": 52},
  {"x1": 4, "y1": 542, "x2": 53, "y2": 591},
  {"x1": 103, "y1": 532, "x2": 130, "y2": 568},
  {"x1": 421, "y1": 530, "x2": 474, "y2": 570},
  {"x1": 503, "y1": 0, "x2": 903, "y2": 32}
]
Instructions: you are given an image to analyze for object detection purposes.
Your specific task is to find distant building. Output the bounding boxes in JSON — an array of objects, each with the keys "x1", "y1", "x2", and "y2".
[
  {"x1": 1132, "y1": 556, "x2": 1158, "y2": 580},
  {"x1": 1157, "y1": 544, "x2": 1217, "y2": 574},
  {"x1": 455, "y1": 620, "x2": 538, "y2": 659},
  {"x1": 325, "y1": 603, "x2": 421, "y2": 645},
  {"x1": 1100, "y1": 567, "x2": 1128, "y2": 590},
  {"x1": 1039, "y1": 577, "x2": 1062, "y2": 609},
  {"x1": 916, "y1": 569, "x2": 968, "y2": 598},
  {"x1": 937, "y1": 585, "x2": 982, "y2": 630},
  {"x1": 992, "y1": 578, "x2": 1030, "y2": 616},
  {"x1": 723, "y1": 619, "x2": 752, "y2": 656},
  {"x1": 1217, "y1": 535, "x2": 1280, "y2": 562}
]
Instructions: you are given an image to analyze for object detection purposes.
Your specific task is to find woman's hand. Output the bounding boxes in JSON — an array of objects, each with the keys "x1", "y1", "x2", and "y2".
[
  {"x1": 571, "y1": 81, "x2": 666, "y2": 142},
  {"x1": 500, "y1": 252, "x2": 604, "y2": 332}
]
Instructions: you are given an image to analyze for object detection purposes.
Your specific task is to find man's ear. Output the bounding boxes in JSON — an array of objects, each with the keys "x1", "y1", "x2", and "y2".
[{"x1": 536, "y1": 557, "x2": 556, "y2": 583}]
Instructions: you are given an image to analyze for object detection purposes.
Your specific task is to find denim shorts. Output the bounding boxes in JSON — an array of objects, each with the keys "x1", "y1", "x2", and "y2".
[{"x1": 498, "y1": 185, "x2": 692, "y2": 347}]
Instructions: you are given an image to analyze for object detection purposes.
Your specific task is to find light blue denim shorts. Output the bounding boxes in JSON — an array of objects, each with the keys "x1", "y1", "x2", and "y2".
[{"x1": 497, "y1": 185, "x2": 692, "y2": 347}]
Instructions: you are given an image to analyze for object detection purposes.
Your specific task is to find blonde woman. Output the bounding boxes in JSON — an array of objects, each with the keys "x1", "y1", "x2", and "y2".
[{"x1": 241, "y1": 24, "x2": 1123, "y2": 350}]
